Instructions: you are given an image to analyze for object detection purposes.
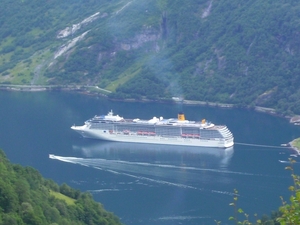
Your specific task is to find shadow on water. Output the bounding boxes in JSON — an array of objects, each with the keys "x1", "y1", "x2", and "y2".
[
  {"x1": 71, "y1": 139, "x2": 234, "y2": 168},
  {"x1": 50, "y1": 140, "x2": 236, "y2": 192}
]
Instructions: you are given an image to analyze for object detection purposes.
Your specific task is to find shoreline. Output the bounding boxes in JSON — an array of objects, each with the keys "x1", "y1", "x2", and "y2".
[
  {"x1": 2, "y1": 84, "x2": 300, "y2": 151},
  {"x1": 1, "y1": 83, "x2": 299, "y2": 121},
  {"x1": 0, "y1": 84, "x2": 300, "y2": 119},
  {"x1": 290, "y1": 138, "x2": 300, "y2": 155}
]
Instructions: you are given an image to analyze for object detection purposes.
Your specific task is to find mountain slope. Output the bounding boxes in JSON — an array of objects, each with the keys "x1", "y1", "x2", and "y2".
[
  {"x1": 1, "y1": 0, "x2": 300, "y2": 114},
  {"x1": 0, "y1": 149, "x2": 122, "y2": 225}
]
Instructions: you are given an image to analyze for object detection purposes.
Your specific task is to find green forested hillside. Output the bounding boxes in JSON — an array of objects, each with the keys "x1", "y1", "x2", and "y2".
[
  {"x1": 1, "y1": 0, "x2": 300, "y2": 115},
  {"x1": 0, "y1": 150, "x2": 122, "y2": 225}
]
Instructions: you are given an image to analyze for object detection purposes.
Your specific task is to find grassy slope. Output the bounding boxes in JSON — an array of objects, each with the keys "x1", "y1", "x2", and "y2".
[
  {"x1": 1, "y1": 0, "x2": 300, "y2": 114},
  {"x1": 49, "y1": 190, "x2": 75, "y2": 206},
  {"x1": 291, "y1": 138, "x2": 300, "y2": 151},
  {"x1": 0, "y1": 0, "x2": 125, "y2": 84}
]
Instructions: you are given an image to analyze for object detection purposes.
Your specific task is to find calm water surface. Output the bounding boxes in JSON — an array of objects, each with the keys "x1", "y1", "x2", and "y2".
[{"x1": 1, "y1": 91, "x2": 300, "y2": 225}]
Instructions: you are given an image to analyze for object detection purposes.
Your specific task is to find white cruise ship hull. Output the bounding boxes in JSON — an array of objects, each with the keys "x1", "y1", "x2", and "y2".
[{"x1": 71, "y1": 125, "x2": 234, "y2": 148}]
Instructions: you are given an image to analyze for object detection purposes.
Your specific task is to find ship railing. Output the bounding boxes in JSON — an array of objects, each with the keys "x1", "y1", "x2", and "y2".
[
  {"x1": 137, "y1": 131, "x2": 156, "y2": 136},
  {"x1": 181, "y1": 134, "x2": 200, "y2": 138}
]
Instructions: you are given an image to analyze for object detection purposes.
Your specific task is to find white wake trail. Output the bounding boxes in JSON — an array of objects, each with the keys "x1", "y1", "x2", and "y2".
[
  {"x1": 49, "y1": 154, "x2": 244, "y2": 196},
  {"x1": 49, "y1": 154, "x2": 265, "y2": 177}
]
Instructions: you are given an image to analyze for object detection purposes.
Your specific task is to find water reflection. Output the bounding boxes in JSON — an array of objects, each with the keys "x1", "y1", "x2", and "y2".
[
  {"x1": 50, "y1": 140, "x2": 235, "y2": 192},
  {"x1": 71, "y1": 139, "x2": 234, "y2": 169}
]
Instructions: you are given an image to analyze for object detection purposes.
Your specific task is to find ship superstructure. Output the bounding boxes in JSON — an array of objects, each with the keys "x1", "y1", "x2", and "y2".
[{"x1": 71, "y1": 110, "x2": 234, "y2": 148}]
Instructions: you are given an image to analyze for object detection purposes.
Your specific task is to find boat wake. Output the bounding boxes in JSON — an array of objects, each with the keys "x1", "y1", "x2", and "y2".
[
  {"x1": 235, "y1": 142, "x2": 292, "y2": 149},
  {"x1": 50, "y1": 154, "x2": 205, "y2": 192},
  {"x1": 279, "y1": 160, "x2": 300, "y2": 164},
  {"x1": 49, "y1": 153, "x2": 278, "y2": 196},
  {"x1": 157, "y1": 215, "x2": 211, "y2": 221},
  {"x1": 49, "y1": 154, "x2": 267, "y2": 177},
  {"x1": 89, "y1": 189, "x2": 121, "y2": 193}
]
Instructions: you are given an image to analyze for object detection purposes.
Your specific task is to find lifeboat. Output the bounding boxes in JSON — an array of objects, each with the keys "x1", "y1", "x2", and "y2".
[{"x1": 123, "y1": 130, "x2": 130, "y2": 135}]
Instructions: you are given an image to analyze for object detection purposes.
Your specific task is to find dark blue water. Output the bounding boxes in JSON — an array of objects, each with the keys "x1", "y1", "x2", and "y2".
[{"x1": 1, "y1": 91, "x2": 300, "y2": 225}]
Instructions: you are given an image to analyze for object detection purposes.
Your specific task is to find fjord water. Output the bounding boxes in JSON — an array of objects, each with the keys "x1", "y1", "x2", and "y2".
[{"x1": 1, "y1": 91, "x2": 300, "y2": 225}]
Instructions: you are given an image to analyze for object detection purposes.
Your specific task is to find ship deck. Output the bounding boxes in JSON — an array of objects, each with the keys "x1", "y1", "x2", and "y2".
[{"x1": 103, "y1": 118, "x2": 227, "y2": 130}]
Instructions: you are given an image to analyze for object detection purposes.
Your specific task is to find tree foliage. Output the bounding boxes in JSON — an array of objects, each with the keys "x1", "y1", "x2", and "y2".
[
  {"x1": 277, "y1": 159, "x2": 300, "y2": 224},
  {"x1": 216, "y1": 158, "x2": 300, "y2": 225},
  {"x1": 0, "y1": 149, "x2": 122, "y2": 225},
  {"x1": 1, "y1": 0, "x2": 300, "y2": 114}
]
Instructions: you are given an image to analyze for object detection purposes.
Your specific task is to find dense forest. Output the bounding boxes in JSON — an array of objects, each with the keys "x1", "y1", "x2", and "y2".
[
  {"x1": 2, "y1": 146, "x2": 300, "y2": 225},
  {"x1": 0, "y1": 149, "x2": 122, "y2": 225},
  {"x1": 1, "y1": 0, "x2": 300, "y2": 115}
]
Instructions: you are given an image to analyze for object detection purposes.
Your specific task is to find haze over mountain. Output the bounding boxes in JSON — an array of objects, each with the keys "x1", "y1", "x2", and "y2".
[{"x1": 1, "y1": 0, "x2": 300, "y2": 115}]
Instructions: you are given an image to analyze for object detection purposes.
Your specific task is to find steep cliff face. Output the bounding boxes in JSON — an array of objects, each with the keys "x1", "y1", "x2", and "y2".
[
  {"x1": 1, "y1": 0, "x2": 300, "y2": 114},
  {"x1": 57, "y1": 12, "x2": 101, "y2": 39},
  {"x1": 44, "y1": 0, "x2": 163, "y2": 86},
  {"x1": 119, "y1": 30, "x2": 161, "y2": 51}
]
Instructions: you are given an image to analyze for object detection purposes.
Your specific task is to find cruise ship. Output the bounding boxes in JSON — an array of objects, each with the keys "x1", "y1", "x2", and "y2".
[{"x1": 71, "y1": 110, "x2": 234, "y2": 148}]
